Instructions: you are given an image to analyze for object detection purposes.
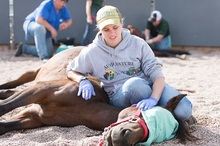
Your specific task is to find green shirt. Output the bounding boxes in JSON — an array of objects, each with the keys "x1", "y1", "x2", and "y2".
[
  {"x1": 146, "y1": 19, "x2": 170, "y2": 38},
  {"x1": 91, "y1": 0, "x2": 104, "y2": 12}
]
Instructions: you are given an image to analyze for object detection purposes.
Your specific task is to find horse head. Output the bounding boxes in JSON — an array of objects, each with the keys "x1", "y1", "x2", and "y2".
[
  {"x1": 101, "y1": 94, "x2": 197, "y2": 146},
  {"x1": 101, "y1": 106, "x2": 147, "y2": 146}
]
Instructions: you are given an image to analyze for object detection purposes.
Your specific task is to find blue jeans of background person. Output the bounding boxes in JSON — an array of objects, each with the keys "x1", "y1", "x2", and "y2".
[
  {"x1": 23, "y1": 21, "x2": 53, "y2": 59},
  {"x1": 109, "y1": 77, "x2": 192, "y2": 121},
  {"x1": 81, "y1": 9, "x2": 99, "y2": 46},
  {"x1": 81, "y1": 20, "x2": 98, "y2": 46},
  {"x1": 155, "y1": 35, "x2": 172, "y2": 50},
  {"x1": 154, "y1": 35, "x2": 172, "y2": 50}
]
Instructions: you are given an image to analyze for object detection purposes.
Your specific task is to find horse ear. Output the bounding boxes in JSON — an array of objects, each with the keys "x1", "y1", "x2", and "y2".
[{"x1": 165, "y1": 94, "x2": 187, "y2": 112}]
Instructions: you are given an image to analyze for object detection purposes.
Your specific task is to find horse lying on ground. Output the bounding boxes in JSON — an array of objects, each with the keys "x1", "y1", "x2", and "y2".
[
  {"x1": 0, "y1": 46, "x2": 197, "y2": 145},
  {"x1": 0, "y1": 46, "x2": 122, "y2": 135},
  {"x1": 101, "y1": 94, "x2": 198, "y2": 146},
  {"x1": 127, "y1": 25, "x2": 190, "y2": 60}
]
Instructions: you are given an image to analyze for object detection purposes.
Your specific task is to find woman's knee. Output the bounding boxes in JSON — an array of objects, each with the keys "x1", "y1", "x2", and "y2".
[
  {"x1": 159, "y1": 84, "x2": 192, "y2": 120},
  {"x1": 121, "y1": 77, "x2": 152, "y2": 105},
  {"x1": 174, "y1": 97, "x2": 192, "y2": 121},
  {"x1": 122, "y1": 77, "x2": 151, "y2": 94}
]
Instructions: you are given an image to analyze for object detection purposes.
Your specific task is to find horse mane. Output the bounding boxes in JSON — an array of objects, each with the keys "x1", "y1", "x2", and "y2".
[{"x1": 175, "y1": 117, "x2": 200, "y2": 144}]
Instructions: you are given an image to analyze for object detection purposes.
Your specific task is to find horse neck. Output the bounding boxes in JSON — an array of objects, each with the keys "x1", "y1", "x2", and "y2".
[{"x1": 96, "y1": 103, "x2": 122, "y2": 126}]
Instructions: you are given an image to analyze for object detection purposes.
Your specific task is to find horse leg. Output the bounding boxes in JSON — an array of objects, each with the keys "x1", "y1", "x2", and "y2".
[
  {"x1": 0, "y1": 80, "x2": 73, "y2": 135},
  {"x1": 0, "y1": 90, "x2": 17, "y2": 100},
  {"x1": 0, "y1": 105, "x2": 44, "y2": 135},
  {"x1": 168, "y1": 50, "x2": 190, "y2": 55},
  {"x1": 0, "y1": 68, "x2": 40, "y2": 89},
  {"x1": 0, "y1": 80, "x2": 65, "y2": 117}
]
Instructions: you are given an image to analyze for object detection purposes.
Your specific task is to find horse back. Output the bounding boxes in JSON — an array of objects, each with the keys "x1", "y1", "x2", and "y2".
[{"x1": 35, "y1": 46, "x2": 84, "y2": 82}]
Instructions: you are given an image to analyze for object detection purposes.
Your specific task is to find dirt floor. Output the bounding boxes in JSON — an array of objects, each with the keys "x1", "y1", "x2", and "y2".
[{"x1": 0, "y1": 45, "x2": 219, "y2": 146}]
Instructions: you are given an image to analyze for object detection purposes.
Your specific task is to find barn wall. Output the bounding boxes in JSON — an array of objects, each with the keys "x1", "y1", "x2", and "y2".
[{"x1": 0, "y1": 0, "x2": 220, "y2": 47}]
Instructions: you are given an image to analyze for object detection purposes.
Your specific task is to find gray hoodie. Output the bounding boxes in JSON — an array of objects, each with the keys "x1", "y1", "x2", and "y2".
[{"x1": 67, "y1": 28, "x2": 164, "y2": 96}]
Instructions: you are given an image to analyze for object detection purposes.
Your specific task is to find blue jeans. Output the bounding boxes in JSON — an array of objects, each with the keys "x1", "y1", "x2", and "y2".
[
  {"x1": 154, "y1": 35, "x2": 172, "y2": 50},
  {"x1": 109, "y1": 77, "x2": 192, "y2": 121},
  {"x1": 81, "y1": 9, "x2": 99, "y2": 46},
  {"x1": 81, "y1": 21, "x2": 98, "y2": 46},
  {"x1": 22, "y1": 21, "x2": 54, "y2": 59}
]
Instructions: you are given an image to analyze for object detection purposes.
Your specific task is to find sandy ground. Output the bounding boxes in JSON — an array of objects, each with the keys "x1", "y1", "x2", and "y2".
[{"x1": 0, "y1": 45, "x2": 219, "y2": 146}]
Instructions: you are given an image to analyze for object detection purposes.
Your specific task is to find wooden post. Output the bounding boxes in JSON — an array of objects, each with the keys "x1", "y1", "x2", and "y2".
[
  {"x1": 150, "y1": 0, "x2": 155, "y2": 13},
  {"x1": 9, "y1": 0, "x2": 15, "y2": 49}
]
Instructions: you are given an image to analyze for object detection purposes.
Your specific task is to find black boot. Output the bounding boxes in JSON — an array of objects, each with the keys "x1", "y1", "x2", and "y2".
[{"x1": 15, "y1": 42, "x2": 23, "y2": 57}]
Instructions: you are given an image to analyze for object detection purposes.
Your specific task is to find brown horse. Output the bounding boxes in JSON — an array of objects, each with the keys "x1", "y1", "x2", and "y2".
[
  {"x1": 101, "y1": 94, "x2": 198, "y2": 146},
  {"x1": 0, "y1": 46, "x2": 122, "y2": 135}
]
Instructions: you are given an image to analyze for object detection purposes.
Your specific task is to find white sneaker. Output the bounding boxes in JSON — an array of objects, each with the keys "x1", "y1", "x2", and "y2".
[
  {"x1": 42, "y1": 59, "x2": 49, "y2": 63},
  {"x1": 176, "y1": 54, "x2": 187, "y2": 60}
]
